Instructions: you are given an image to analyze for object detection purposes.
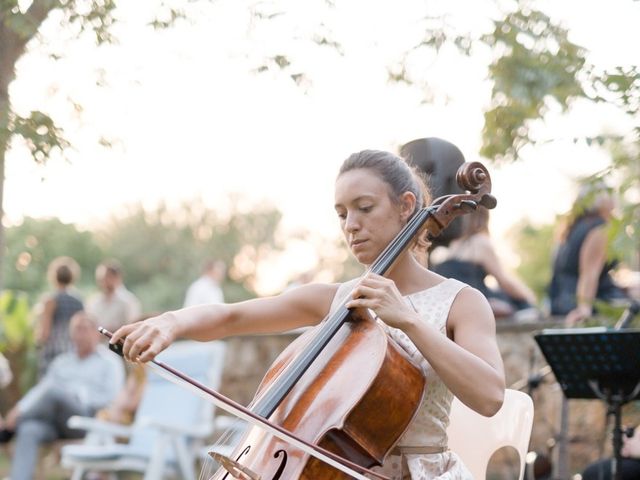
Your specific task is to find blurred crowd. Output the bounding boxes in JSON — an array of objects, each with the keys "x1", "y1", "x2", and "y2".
[{"x1": 0, "y1": 257, "x2": 227, "y2": 479}]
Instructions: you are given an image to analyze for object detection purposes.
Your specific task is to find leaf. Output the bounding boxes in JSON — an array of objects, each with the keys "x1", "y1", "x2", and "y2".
[{"x1": 9, "y1": 111, "x2": 69, "y2": 165}]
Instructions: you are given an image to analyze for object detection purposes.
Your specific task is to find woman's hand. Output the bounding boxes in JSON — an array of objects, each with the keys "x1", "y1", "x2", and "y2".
[
  {"x1": 345, "y1": 273, "x2": 419, "y2": 331},
  {"x1": 622, "y1": 427, "x2": 640, "y2": 459},
  {"x1": 110, "y1": 312, "x2": 179, "y2": 363},
  {"x1": 565, "y1": 304, "x2": 592, "y2": 327}
]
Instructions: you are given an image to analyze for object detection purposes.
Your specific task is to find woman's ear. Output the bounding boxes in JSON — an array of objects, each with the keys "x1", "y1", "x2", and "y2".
[{"x1": 399, "y1": 192, "x2": 417, "y2": 221}]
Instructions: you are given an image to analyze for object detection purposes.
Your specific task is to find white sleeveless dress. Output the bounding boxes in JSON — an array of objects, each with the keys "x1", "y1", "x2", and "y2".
[{"x1": 329, "y1": 278, "x2": 474, "y2": 480}]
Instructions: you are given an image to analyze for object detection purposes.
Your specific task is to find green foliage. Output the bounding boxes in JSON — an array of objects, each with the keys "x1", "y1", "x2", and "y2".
[
  {"x1": 97, "y1": 199, "x2": 284, "y2": 311},
  {"x1": 0, "y1": 290, "x2": 32, "y2": 352},
  {"x1": 2, "y1": 201, "x2": 287, "y2": 312},
  {"x1": 509, "y1": 220, "x2": 555, "y2": 301},
  {"x1": 9, "y1": 111, "x2": 69, "y2": 164},
  {"x1": 481, "y1": 8, "x2": 587, "y2": 162},
  {"x1": 55, "y1": 0, "x2": 118, "y2": 45},
  {"x1": 0, "y1": 290, "x2": 37, "y2": 399},
  {"x1": 477, "y1": 4, "x2": 639, "y2": 267},
  {"x1": 3, "y1": 217, "x2": 104, "y2": 302},
  {"x1": 586, "y1": 140, "x2": 640, "y2": 268},
  {"x1": 592, "y1": 66, "x2": 640, "y2": 117},
  {"x1": 0, "y1": 0, "x2": 118, "y2": 169}
]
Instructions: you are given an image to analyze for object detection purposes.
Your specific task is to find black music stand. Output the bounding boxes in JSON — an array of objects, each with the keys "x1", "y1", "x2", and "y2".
[{"x1": 534, "y1": 328, "x2": 640, "y2": 480}]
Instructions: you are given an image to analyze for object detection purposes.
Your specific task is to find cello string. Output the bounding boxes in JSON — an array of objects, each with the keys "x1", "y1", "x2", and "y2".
[
  {"x1": 198, "y1": 455, "x2": 213, "y2": 480},
  {"x1": 99, "y1": 328, "x2": 386, "y2": 480},
  {"x1": 199, "y1": 417, "x2": 246, "y2": 480},
  {"x1": 248, "y1": 206, "x2": 433, "y2": 416},
  {"x1": 143, "y1": 359, "x2": 384, "y2": 480}
]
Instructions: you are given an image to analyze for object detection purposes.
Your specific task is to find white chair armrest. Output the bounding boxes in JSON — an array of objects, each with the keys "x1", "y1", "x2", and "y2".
[
  {"x1": 67, "y1": 415, "x2": 134, "y2": 439},
  {"x1": 139, "y1": 416, "x2": 214, "y2": 438}
]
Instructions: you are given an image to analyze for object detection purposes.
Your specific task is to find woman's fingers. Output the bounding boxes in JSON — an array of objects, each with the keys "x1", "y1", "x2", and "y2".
[
  {"x1": 351, "y1": 284, "x2": 379, "y2": 300},
  {"x1": 110, "y1": 323, "x2": 136, "y2": 346},
  {"x1": 128, "y1": 324, "x2": 167, "y2": 363},
  {"x1": 121, "y1": 325, "x2": 148, "y2": 362}
]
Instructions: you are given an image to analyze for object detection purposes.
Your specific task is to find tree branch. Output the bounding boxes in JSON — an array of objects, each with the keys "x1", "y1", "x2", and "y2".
[{"x1": 21, "y1": 0, "x2": 58, "y2": 44}]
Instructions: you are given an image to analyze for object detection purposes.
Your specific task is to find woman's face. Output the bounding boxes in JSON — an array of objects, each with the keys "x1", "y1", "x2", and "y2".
[
  {"x1": 594, "y1": 191, "x2": 616, "y2": 218},
  {"x1": 334, "y1": 168, "x2": 409, "y2": 265}
]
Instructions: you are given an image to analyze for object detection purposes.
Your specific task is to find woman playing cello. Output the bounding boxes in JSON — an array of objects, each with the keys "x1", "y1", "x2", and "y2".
[{"x1": 112, "y1": 149, "x2": 505, "y2": 479}]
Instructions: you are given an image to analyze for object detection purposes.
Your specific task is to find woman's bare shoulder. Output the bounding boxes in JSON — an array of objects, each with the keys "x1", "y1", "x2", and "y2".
[{"x1": 448, "y1": 286, "x2": 495, "y2": 330}]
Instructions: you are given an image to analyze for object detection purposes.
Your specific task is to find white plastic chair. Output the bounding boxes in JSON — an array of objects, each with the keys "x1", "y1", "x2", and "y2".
[
  {"x1": 61, "y1": 340, "x2": 229, "y2": 480},
  {"x1": 447, "y1": 389, "x2": 534, "y2": 480}
]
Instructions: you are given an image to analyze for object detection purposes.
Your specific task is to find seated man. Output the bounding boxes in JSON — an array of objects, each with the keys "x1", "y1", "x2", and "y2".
[{"x1": 0, "y1": 311, "x2": 124, "y2": 480}]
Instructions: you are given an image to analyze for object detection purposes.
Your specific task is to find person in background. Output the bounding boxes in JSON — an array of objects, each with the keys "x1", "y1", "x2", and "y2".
[
  {"x1": 87, "y1": 259, "x2": 142, "y2": 332},
  {"x1": 582, "y1": 426, "x2": 640, "y2": 480},
  {"x1": 431, "y1": 207, "x2": 538, "y2": 319},
  {"x1": 94, "y1": 362, "x2": 146, "y2": 426},
  {"x1": 548, "y1": 181, "x2": 629, "y2": 325},
  {"x1": 35, "y1": 256, "x2": 84, "y2": 377},
  {"x1": 0, "y1": 351, "x2": 12, "y2": 389},
  {"x1": 183, "y1": 259, "x2": 226, "y2": 307},
  {"x1": 93, "y1": 313, "x2": 156, "y2": 426},
  {"x1": 0, "y1": 311, "x2": 124, "y2": 480},
  {"x1": 112, "y1": 149, "x2": 505, "y2": 479}
]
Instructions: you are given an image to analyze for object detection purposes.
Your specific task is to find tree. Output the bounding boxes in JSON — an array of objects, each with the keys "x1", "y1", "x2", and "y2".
[
  {"x1": 2, "y1": 0, "x2": 637, "y2": 294},
  {"x1": 97, "y1": 198, "x2": 284, "y2": 310},
  {"x1": 3, "y1": 216, "x2": 104, "y2": 301},
  {"x1": 0, "y1": 0, "x2": 118, "y2": 289},
  {"x1": 389, "y1": 2, "x2": 638, "y2": 269},
  {"x1": 0, "y1": 0, "x2": 343, "y2": 292},
  {"x1": 479, "y1": 6, "x2": 639, "y2": 261},
  {"x1": 508, "y1": 219, "x2": 555, "y2": 300}
]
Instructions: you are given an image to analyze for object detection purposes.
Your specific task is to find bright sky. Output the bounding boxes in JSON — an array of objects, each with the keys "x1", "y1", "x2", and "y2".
[{"x1": 6, "y1": 0, "x2": 639, "y2": 293}]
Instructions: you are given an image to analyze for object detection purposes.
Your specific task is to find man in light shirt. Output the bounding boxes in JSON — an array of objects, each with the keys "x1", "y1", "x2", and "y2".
[
  {"x1": 0, "y1": 311, "x2": 124, "y2": 480},
  {"x1": 87, "y1": 259, "x2": 142, "y2": 332},
  {"x1": 183, "y1": 259, "x2": 226, "y2": 307}
]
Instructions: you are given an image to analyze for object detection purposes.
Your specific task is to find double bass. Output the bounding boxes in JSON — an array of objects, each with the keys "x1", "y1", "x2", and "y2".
[{"x1": 107, "y1": 161, "x2": 496, "y2": 480}]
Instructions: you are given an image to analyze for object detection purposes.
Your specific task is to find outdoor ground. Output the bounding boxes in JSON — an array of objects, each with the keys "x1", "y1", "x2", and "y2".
[{"x1": 0, "y1": 449, "x2": 144, "y2": 480}]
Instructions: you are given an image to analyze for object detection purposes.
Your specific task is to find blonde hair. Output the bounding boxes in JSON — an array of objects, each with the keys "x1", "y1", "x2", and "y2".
[
  {"x1": 559, "y1": 180, "x2": 613, "y2": 241},
  {"x1": 460, "y1": 207, "x2": 490, "y2": 239},
  {"x1": 47, "y1": 256, "x2": 80, "y2": 287}
]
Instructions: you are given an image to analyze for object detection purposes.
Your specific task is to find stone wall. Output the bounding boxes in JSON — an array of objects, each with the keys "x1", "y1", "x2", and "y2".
[{"x1": 496, "y1": 319, "x2": 640, "y2": 478}]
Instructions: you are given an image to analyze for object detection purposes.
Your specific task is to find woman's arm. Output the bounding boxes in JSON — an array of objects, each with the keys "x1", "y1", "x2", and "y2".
[
  {"x1": 436, "y1": 287, "x2": 506, "y2": 415},
  {"x1": 622, "y1": 427, "x2": 640, "y2": 458},
  {"x1": 36, "y1": 297, "x2": 56, "y2": 345},
  {"x1": 566, "y1": 226, "x2": 608, "y2": 325},
  {"x1": 348, "y1": 274, "x2": 505, "y2": 417},
  {"x1": 112, "y1": 282, "x2": 339, "y2": 363},
  {"x1": 474, "y1": 235, "x2": 537, "y2": 306}
]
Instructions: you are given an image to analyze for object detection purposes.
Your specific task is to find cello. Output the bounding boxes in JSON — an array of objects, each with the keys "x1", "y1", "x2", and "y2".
[
  {"x1": 106, "y1": 161, "x2": 496, "y2": 479},
  {"x1": 208, "y1": 160, "x2": 496, "y2": 480}
]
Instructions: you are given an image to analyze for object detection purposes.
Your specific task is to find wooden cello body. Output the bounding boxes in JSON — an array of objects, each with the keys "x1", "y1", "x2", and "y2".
[
  {"x1": 212, "y1": 309, "x2": 425, "y2": 479},
  {"x1": 210, "y1": 161, "x2": 496, "y2": 480}
]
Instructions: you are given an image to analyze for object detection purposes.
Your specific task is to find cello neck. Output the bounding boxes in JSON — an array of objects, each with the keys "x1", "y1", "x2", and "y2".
[{"x1": 251, "y1": 206, "x2": 435, "y2": 419}]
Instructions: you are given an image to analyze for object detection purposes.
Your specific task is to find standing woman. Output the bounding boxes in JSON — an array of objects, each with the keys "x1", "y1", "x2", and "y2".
[
  {"x1": 36, "y1": 256, "x2": 84, "y2": 377},
  {"x1": 549, "y1": 182, "x2": 629, "y2": 325},
  {"x1": 112, "y1": 150, "x2": 505, "y2": 479}
]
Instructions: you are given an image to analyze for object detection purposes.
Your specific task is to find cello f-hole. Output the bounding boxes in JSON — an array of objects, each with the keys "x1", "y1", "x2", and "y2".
[{"x1": 271, "y1": 449, "x2": 288, "y2": 480}]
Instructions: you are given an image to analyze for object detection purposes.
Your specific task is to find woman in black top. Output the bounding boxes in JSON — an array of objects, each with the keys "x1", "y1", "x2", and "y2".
[
  {"x1": 549, "y1": 182, "x2": 628, "y2": 325},
  {"x1": 431, "y1": 207, "x2": 537, "y2": 318}
]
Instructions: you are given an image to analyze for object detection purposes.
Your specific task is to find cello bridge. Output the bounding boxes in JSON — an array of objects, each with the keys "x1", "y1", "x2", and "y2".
[{"x1": 208, "y1": 451, "x2": 261, "y2": 480}]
